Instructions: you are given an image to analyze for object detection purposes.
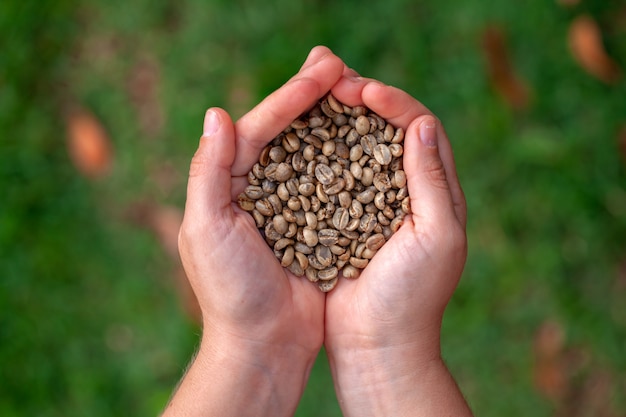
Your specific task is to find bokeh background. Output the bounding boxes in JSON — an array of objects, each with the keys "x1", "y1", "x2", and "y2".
[{"x1": 2, "y1": 0, "x2": 625, "y2": 416}]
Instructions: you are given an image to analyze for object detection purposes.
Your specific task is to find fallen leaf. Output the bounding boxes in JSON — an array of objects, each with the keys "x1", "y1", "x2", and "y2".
[
  {"x1": 568, "y1": 14, "x2": 622, "y2": 84},
  {"x1": 65, "y1": 108, "x2": 113, "y2": 178},
  {"x1": 533, "y1": 319, "x2": 566, "y2": 403},
  {"x1": 481, "y1": 25, "x2": 532, "y2": 110},
  {"x1": 149, "y1": 205, "x2": 183, "y2": 259}
]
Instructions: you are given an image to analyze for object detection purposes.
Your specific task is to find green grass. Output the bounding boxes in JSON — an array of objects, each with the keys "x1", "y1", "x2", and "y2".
[{"x1": 2, "y1": 0, "x2": 625, "y2": 416}]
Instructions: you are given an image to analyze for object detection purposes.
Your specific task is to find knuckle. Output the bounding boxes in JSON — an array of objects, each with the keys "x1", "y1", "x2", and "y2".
[
  {"x1": 188, "y1": 147, "x2": 209, "y2": 179},
  {"x1": 422, "y1": 156, "x2": 449, "y2": 191}
]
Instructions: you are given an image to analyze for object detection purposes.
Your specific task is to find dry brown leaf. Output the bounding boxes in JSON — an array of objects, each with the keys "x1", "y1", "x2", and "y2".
[
  {"x1": 65, "y1": 109, "x2": 113, "y2": 178},
  {"x1": 533, "y1": 319, "x2": 566, "y2": 403},
  {"x1": 568, "y1": 15, "x2": 622, "y2": 84},
  {"x1": 481, "y1": 25, "x2": 532, "y2": 109},
  {"x1": 149, "y1": 205, "x2": 183, "y2": 259}
]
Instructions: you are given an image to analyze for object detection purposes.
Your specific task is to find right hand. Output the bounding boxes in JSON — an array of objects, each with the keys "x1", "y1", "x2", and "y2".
[{"x1": 323, "y1": 73, "x2": 470, "y2": 416}]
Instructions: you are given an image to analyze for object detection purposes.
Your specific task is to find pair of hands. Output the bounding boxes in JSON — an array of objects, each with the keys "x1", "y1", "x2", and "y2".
[{"x1": 167, "y1": 46, "x2": 470, "y2": 417}]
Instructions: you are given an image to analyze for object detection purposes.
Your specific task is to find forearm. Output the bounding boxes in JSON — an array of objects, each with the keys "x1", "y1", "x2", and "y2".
[
  {"x1": 162, "y1": 334, "x2": 317, "y2": 417},
  {"x1": 328, "y1": 345, "x2": 473, "y2": 417}
]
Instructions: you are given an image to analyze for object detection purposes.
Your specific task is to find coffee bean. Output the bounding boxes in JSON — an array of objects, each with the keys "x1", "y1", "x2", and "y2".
[
  {"x1": 282, "y1": 132, "x2": 301, "y2": 153},
  {"x1": 244, "y1": 185, "x2": 264, "y2": 200},
  {"x1": 238, "y1": 93, "x2": 409, "y2": 291},
  {"x1": 355, "y1": 115, "x2": 370, "y2": 135},
  {"x1": 238, "y1": 194, "x2": 255, "y2": 211},
  {"x1": 365, "y1": 233, "x2": 386, "y2": 251},
  {"x1": 318, "y1": 277, "x2": 338, "y2": 292},
  {"x1": 318, "y1": 266, "x2": 338, "y2": 281},
  {"x1": 315, "y1": 228, "x2": 338, "y2": 246},
  {"x1": 332, "y1": 207, "x2": 350, "y2": 230},
  {"x1": 281, "y1": 246, "x2": 295, "y2": 267},
  {"x1": 373, "y1": 144, "x2": 392, "y2": 165},
  {"x1": 349, "y1": 257, "x2": 369, "y2": 269},
  {"x1": 314, "y1": 163, "x2": 335, "y2": 185},
  {"x1": 342, "y1": 264, "x2": 361, "y2": 279},
  {"x1": 305, "y1": 267, "x2": 319, "y2": 282}
]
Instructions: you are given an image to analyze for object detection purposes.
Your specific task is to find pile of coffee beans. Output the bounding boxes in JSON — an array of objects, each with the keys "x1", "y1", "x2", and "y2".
[{"x1": 238, "y1": 94, "x2": 410, "y2": 292}]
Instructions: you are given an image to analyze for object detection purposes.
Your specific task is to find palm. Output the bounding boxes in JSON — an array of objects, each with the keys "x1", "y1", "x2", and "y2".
[
  {"x1": 325, "y1": 209, "x2": 465, "y2": 351},
  {"x1": 324, "y1": 223, "x2": 422, "y2": 346},
  {"x1": 186, "y1": 198, "x2": 325, "y2": 352}
]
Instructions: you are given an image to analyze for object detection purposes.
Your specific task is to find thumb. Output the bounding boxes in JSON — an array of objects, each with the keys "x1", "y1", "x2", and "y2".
[
  {"x1": 404, "y1": 115, "x2": 457, "y2": 226},
  {"x1": 184, "y1": 108, "x2": 236, "y2": 223}
]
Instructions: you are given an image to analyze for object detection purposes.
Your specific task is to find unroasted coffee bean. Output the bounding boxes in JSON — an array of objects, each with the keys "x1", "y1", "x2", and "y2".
[
  {"x1": 238, "y1": 93, "x2": 411, "y2": 291},
  {"x1": 318, "y1": 228, "x2": 339, "y2": 246},
  {"x1": 303, "y1": 228, "x2": 319, "y2": 247},
  {"x1": 281, "y1": 246, "x2": 295, "y2": 267},
  {"x1": 324, "y1": 178, "x2": 345, "y2": 195},
  {"x1": 365, "y1": 233, "x2": 386, "y2": 251},
  {"x1": 305, "y1": 267, "x2": 319, "y2": 282},
  {"x1": 332, "y1": 207, "x2": 350, "y2": 230},
  {"x1": 318, "y1": 266, "x2": 338, "y2": 281},
  {"x1": 282, "y1": 132, "x2": 301, "y2": 152},
  {"x1": 238, "y1": 195, "x2": 255, "y2": 211},
  {"x1": 255, "y1": 199, "x2": 274, "y2": 217},
  {"x1": 318, "y1": 276, "x2": 338, "y2": 292},
  {"x1": 245, "y1": 185, "x2": 265, "y2": 200},
  {"x1": 373, "y1": 144, "x2": 392, "y2": 165},
  {"x1": 314, "y1": 163, "x2": 335, "y2": 185},
  {"x1": 287, "y1": 260, "x2": 304, "y2": 276},
  {"x1": 355, "y1": 115, "x2": 371, "y2": 135},
  {"x1": 349, "y1": 257, "x2": 369, "y2": 269}
]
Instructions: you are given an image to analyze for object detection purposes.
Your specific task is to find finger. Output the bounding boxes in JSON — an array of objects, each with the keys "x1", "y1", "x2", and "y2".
[
  {"x1": 299, "y1": 44, "x2": 332, "y2": 70},
  {"x1": 361, "y1": 82, "x2": 466, "y2": 226},
  {"x1": 436, "y1": 124, "x2": 467, "y2": 228},
  {"x1": 232, "y1": 46, "x2": 345, "y2": 176},
  {"x1": 361, "y1": 82, "x2": 432, "y2": 130},
  {"x1": 403, "y1": 115, "x2": 458, "y2": 226},
  {"x1": 329, "y1": 66, "x2": 375, "y2": 107},
  {"x1": 342, "y1": 65, "x2": 360, "y2": 78},
  {"x1": 185, "y1": 108, "x2": 236, "y2": 224}
]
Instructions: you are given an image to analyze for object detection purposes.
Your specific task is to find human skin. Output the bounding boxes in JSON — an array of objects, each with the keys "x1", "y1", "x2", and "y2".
[
  {"x1": 324, "y1": 71, "x2": 472, "y2": 417},
  {"x1": 162, "y1": 46, "x2": 472, "y2": 417}
]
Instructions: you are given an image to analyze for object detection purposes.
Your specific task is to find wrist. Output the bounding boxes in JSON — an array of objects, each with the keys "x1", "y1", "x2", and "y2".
[
  {"x1": 326, "y1": 325, "x2": 461, "y2": 417},
  {"x1": 328, "y1": 345, "x2": 472, "y2": 417},
  {"x1": 200, "y1": 327, "x2": 320, "y2": 381},
  {"x1": 201, "y1": 325, "x2": 320, "y2": 393},
  {"x1": 163, "y1": 327, "x2": 319, "y2": 417}
]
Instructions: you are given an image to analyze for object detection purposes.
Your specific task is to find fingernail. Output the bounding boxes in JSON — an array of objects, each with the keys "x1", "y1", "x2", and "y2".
[
  {"x1": 203, "y1": 109, "x2": 220, "y2": 137},
  {"x1": 344, "y1": 67, "x2": 361, "y2": 79},
  {"x1": 346, "y1": 75, "x2": 363, "y2": 83},
  {"x1": 419, "y1": 116, "x2": 437, "y2": 147}
]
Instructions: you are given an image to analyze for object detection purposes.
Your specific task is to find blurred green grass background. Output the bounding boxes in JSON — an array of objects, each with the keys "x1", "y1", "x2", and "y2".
[{"x1": 2, "y1": 0, "x2": 625, "y2": 416}]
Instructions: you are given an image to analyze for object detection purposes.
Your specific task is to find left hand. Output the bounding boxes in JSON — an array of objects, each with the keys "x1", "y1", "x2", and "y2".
[{"x1": 167, "y1": 46, "x2": 345, "y2": 417}]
